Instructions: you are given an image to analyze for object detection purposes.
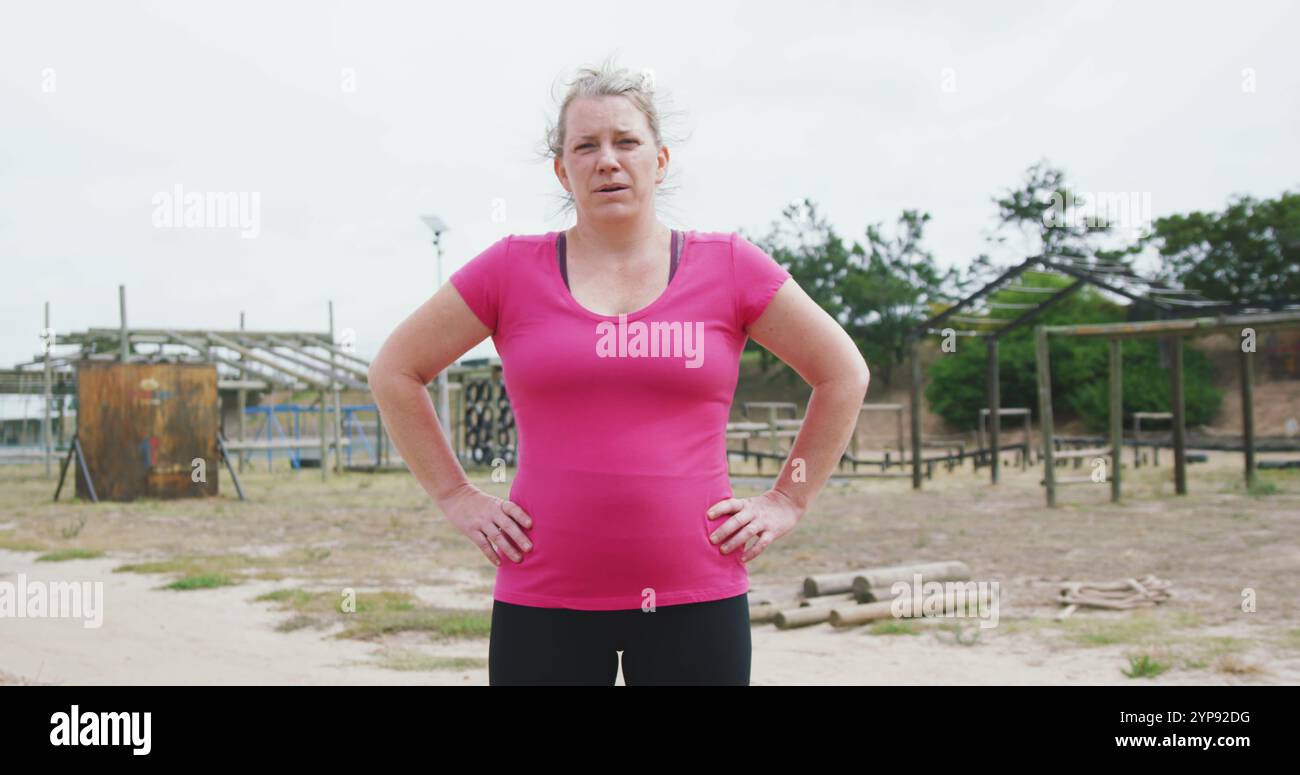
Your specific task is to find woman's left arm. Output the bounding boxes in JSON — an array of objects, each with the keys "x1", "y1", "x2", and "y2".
[{"x1": 708, "y1": 278, "x2": 870, "y2": 563}]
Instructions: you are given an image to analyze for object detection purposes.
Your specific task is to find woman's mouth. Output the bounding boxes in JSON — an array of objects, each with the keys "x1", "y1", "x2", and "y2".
[{"x1": 595, "y1": 185, "x2": 629, "y2": 195}]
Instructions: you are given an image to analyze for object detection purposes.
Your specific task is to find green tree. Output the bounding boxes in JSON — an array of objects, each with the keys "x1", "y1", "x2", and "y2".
[
  {"x1": 1143, "y1": 190, "x2": 1300, "y2": 304},
  {"x1": 988, "y1": 159, "x2": 1129, "y2": 267},
  {"x1": 843, "y1": 210, "x2": 968, "y2": 389},
  {"x1": 742, "y1": 199, "x2": 855, "y2": 378}
]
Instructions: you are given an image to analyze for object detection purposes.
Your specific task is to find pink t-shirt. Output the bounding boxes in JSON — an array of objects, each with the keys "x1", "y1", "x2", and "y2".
[{"x1": 449, "y1": 229, "x2": 792, "y2": 610}]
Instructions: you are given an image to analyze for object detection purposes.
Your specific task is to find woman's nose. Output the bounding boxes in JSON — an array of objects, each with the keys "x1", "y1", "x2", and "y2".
[{"x1": 597, "y1": 143, "x2": 620, "y2": 171}]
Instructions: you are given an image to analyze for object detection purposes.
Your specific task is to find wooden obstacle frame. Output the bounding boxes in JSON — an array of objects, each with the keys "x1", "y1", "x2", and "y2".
[{"x1": 1034, "y1": 310, "x2": 1300, "y2": 506}]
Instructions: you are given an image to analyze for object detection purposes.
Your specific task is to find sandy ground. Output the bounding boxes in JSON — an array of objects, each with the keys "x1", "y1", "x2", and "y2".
[{"x1": 2, "y1": 446, "x2": 1298, "y2": 685}]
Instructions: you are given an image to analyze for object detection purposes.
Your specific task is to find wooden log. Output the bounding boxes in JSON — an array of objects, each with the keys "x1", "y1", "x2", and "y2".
[
  {"x1": 831, "y1": 586, "x2": 995, "y2": 627},
  {"x1": 774, "y1": 605, "x2": 835, "y2": 629},
  {"x1": 798, "y1": 592, "x2": 857, "y2": 607},
  {"x1": 828, "y1": 601, "x2": 896, "y2": 626},
  {"x1": 803, "y1": 560, "x2": 969, "y2": 597},
  {"x1": 1045, "y1": 476, "x2": 1099, "y2": 485},
  {"x1": 749, "y1": 602, "x2": 779, "y2": 623},
  {"x1": 1053, "y1": 446, "x2": 1112, "y2": 460},
  {"x1": 850, "y1": 560, "x2": 972, "y2": 602}
]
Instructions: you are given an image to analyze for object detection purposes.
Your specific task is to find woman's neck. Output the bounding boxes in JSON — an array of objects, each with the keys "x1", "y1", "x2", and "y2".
[{"x1": 568, "y1": 217, "x2": 668, "y2": 261}]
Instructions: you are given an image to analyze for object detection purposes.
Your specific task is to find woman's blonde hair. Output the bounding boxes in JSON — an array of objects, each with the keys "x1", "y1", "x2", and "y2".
[{"x1": 539, "y1": 53, "x2": 689, "y2": 220}]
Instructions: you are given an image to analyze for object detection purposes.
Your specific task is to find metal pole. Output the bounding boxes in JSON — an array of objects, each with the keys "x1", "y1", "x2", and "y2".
[{"x1": 118, "y1": 284, "x2": 129, "y2": 362}]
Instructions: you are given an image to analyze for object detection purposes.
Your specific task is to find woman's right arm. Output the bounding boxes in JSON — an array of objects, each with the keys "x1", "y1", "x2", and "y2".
[{"x1": 367, "y1": 280, "x2": 533, "y2": 565}]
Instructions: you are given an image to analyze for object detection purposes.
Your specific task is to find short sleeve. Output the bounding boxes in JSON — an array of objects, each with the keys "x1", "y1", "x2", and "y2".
[
  {"x1": 731, "y1": 232, "x2": 792, "y2": 330},
  {"x1": 449, "y1": 235, "x2": 511, "y2": 333}
]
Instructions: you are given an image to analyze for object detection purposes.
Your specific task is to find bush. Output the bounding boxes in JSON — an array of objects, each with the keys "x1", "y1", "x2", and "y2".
[{"x1": 925, "y1": 280, "x2": 1222, "y2": 431}]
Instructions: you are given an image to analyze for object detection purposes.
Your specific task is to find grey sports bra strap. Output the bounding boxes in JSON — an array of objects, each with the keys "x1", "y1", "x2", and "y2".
[{"x1": 558, "y1": 229, "x2": 682, "y2": 291}]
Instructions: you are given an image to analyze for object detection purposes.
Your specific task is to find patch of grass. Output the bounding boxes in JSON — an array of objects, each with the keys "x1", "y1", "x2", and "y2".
[
  {"x1": 114, "y1": 553, "x2": 256, "y2": 577},
  {"x1": 296, "y1": 547, "x2": 332, "y2": 564},
  {"x1": 60, "y1": 515, "x2": 88, "y2": 539},
  {"x1": 1000, "y1": 616, "x2": 1057, "y2": 635},
  {"x1": 1211, "y1": 654, "x2": 1267, "y2": 676},
  {"x1": 163, "y1": 574, "x2": 238, "y2": 591},
  {"x1": 337, "y1": 608, "x2": 491, "y2": 641},
  {"x1": 1166, "y1": 610, "x2": 1204, "y2": 629},
  {"x1": 1247, "y1": 480, "x2": 1279, "y2": 497},
  {"x1": 255, "y1": 588, "x2": 317, "y2": 607},
  {"x1": 935, "y1": 620, "x2": 983, "y2": 646},
  {"x1": 35, "y1": 548, "x2": 104, "y2": 562},
  {"x1": 256, "y1": 586, "x2": 492, "y2": 641},
  {"x1": 0, "y1": 536, "x2": 47, "y2": 553},
  {"x1": 1058, "y1": 610, "x2": 1166, "y2": 647},
  {"x1": 1122, "y1": 652, "x2": 1171, "y2": 678},
  {"x1": 374, "y1": 650, "x2": 487, "y2": 672},
  {"x1": 869, "y1": 620, "x2": 920, "y2": 635},
  {"x1": 1175, "y1": 636, "x2": 1248, "y2": 670},
  {"x1": 274, "y1": 614, "x2": 323, "y2": 632}
]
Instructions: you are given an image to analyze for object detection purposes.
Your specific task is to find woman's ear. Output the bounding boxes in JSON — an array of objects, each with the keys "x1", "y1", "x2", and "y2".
[{"x1": 554, "y1": 156, "x2": 570, "y2": 193}]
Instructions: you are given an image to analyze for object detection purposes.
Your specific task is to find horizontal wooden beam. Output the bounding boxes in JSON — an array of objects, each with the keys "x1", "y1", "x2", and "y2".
[{"x1": 1043, "y1": 310, "x2": 1300, "y2": 339}]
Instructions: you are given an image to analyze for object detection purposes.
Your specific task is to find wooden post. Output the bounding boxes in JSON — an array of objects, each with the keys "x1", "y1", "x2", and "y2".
[
  {"x1": 987, "y1": 337, "x2": 1000, "y2": 484},
  {"x1": 1035, "y1": 326, "x2": 1056, "y2": 507},
  {"x1": 57, "y1": 375, "x2": 66, "y2": 449},
  {"x1": 237, "y1": 312, "x2": 247, "y2": 473},
  {"x1": 319, "y1": 390, "x2": 329, "y2": 481},
  {"x1": 895, "y1": 405, "x2": 904, "y2": 459},
  {"x1": 329, "y1": 301, "x2": 343, "y2": 474},
  {"x1": 1022, "y1": 411, "x2": 1030, "y2": 470},
  {"x1": 909, "y1": 335, "x2": 923, "y2": 489},
  {"x1": 1109, "y1": 337, "x2": 1122, "y2": 503},
  {"x1": 1168, "y1": 335, "x2": 1187, "y2": 495},
  {"x1": 43, "y1": 301, "x2": 53, "y2": 478},
  {"x1": 1240, "y1": 329, "x2": 1256, "y2": 490},
  {"x1": 118, "y1": 284, "x2": 129, "y2": 363}
]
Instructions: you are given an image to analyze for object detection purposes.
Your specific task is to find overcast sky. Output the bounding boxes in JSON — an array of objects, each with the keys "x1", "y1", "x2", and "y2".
[{"x1": 2, "y1": 0, "x2": 1298, "y2": 387}]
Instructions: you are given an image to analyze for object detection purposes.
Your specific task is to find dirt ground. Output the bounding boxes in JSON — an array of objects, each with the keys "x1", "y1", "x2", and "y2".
[{"x1": 1, "y1": 447, "x2": 1298, "y2": 685}]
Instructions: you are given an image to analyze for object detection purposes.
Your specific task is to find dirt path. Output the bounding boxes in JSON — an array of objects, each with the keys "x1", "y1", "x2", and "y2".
[{"x1": 3, "y1": 545, "x2": 1292, "y2": 685}]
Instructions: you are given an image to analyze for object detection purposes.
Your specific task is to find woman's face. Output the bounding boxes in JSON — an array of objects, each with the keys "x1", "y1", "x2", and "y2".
[{"x1": 555, "y1": 95, "x2": 668, "y2": 223}]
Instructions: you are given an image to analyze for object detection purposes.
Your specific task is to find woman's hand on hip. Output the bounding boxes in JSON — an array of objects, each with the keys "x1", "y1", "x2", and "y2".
[
  {"x1": 438, "y1": 483, "x2": 534, "y2": 566},
  {"x1": 706, "y1": 488, "x2": 805, "y2": 564}
]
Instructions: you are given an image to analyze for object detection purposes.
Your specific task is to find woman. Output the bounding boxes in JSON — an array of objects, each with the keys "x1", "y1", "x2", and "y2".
[{"x1": 368, "y1": 61, "x2": 869, "y2": 685}]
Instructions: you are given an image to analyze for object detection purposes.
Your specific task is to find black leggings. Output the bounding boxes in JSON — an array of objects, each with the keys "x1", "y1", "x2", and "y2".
[{"x1": 488, "y1": 592, "x2": 751, "y2": 686}]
